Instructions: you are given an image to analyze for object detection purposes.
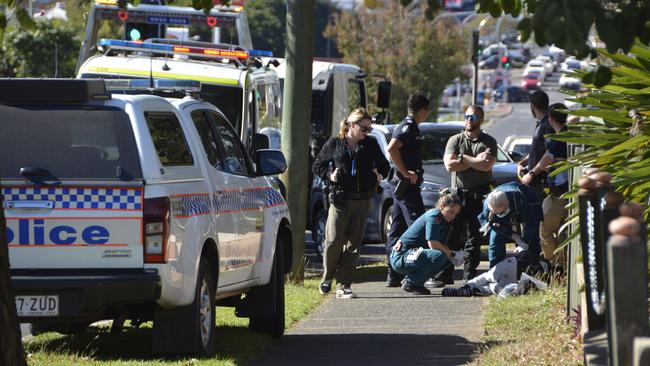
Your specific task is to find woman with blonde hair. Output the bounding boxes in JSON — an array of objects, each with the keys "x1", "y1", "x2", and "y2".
[{"x1": 312, "y1": 107, "x2": 390, "y2": 298}]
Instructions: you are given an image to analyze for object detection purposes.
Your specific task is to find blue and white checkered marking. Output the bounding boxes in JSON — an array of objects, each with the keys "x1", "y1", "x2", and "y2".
[
  {"x1": 3, "y1": 187, "x2": 142, "y2": 210},
  {"x1": 172, "y1": 187, "x2": 286, "y2": 217}
]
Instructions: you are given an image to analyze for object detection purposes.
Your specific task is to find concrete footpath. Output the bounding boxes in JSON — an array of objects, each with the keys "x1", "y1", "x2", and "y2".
[{"x1": 251, "y1": 243, "x2": 486, "y2": 366}]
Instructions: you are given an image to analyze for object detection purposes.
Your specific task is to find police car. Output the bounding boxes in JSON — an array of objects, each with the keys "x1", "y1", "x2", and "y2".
[{"x1": 0, "y1": 79, "x2": 292, "y2": 356}]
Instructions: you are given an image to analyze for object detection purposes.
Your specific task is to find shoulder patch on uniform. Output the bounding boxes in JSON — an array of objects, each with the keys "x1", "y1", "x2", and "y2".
[{"x1": 402, "y1": 124, "x2": 410, "y2": 133}]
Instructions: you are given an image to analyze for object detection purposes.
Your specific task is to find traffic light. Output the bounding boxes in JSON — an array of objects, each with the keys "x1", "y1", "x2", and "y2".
[
  {"x1": 472, "y1": 30, "x2": 480, "y2": 64},
  {"x1": 500, "y1": 56, "x2": 510, "y2": 69},
  {"x1": 124, "y1": 0, "x2": 166, "y2": 41}
]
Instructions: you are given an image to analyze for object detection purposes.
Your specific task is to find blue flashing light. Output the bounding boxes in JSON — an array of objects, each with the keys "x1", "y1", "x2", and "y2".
[
  {"x1": 99, "y1": 39, "x2": 175, "y2": 52},
  {"x1": 104, "y1": 78, "x2": 201, "y2": 92},
  {"x1": 249, "y1": 49, "x2": 273, "y2": 57}
]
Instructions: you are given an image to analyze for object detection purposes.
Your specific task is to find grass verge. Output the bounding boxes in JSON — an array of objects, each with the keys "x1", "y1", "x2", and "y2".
[
  {"x1": 472, "y1": 283, "x2": 583, "y2": 366},
  {"x1": 23, "y1": 277, "x2": 324, "y2": 366}
]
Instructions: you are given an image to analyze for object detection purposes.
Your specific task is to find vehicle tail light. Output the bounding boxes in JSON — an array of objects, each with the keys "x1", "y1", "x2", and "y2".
[{"x1": 144, "y1": 197, "x2": 170, "y2": 263}]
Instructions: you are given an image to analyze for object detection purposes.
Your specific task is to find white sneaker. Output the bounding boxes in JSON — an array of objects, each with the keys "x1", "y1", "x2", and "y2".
[{"x1": 335, "y1": 287, "x2": 356, "y2": 299}]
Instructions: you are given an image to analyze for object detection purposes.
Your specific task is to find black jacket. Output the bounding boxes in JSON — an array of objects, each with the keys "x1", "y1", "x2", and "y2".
[{"x1": 313, "y1": 136, "x2": 390, "y2": 194}]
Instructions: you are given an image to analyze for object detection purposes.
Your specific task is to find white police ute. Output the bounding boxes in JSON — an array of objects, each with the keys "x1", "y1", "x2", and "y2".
[{"x1": 0, "y1": 79, "x2": 292, "y2": 356}]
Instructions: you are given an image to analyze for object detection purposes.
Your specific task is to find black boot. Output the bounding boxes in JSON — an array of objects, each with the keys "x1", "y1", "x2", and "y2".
[
  {"x1": 425, "y1": 263, "x2": 454, "y2": 288},
  {"x1": 386, "y1": 264, "x2": 404, "y2": 287}
]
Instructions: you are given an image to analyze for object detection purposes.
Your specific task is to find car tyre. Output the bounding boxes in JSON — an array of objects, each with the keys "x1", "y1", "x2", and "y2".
[
  {"x1": 249, "y1": 238, "x2": 285, "y2": 338},
  {"x1": 194, "y1": 258, "x2": 217, "y2": 356}
]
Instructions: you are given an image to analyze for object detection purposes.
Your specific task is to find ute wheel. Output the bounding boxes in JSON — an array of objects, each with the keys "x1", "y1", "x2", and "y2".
[
  {"x1": 249, "y1": 238, "x2": 285, "y2": 338},
  {"x1": 194, "y1": 258, "x2": 216, "y2": 356}
]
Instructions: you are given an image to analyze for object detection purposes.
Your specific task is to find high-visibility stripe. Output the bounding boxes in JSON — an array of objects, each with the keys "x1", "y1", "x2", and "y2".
[{"x1": 85, "y1": 66, "x2": 239, "y2": 86}]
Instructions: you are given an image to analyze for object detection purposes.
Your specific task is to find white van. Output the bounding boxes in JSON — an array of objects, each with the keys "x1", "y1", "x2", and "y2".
[{"x1": 1, "y1": 79, "x2": 292, "y2": 355}]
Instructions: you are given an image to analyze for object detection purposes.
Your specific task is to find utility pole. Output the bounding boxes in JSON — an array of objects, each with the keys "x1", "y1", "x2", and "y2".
[
  {"x1": 281, "y1": 0, "x2": 314, "y2": 281},
  {"x1": 471, "y1": 29, "x2": 480, "y2": 106}
]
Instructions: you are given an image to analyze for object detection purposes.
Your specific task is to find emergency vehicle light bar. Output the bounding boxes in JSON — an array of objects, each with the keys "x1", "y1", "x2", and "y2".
[
  {"x1": 99, "y1": 39, "x2": 250, "y2": 60},
  {"x1": 104, "y1": 79, "x2": 201, "y2": 92}
]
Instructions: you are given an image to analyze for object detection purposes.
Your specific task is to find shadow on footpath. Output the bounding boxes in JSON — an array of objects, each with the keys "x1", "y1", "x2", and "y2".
[{"x1": 248, "y1": 333, "x2": 478, "y2": 366}]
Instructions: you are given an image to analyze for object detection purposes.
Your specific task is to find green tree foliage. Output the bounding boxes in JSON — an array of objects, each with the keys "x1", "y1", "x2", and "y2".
[
  {"x1": 326, "y1": 0, "x2": 467, "y2": 121},
  {"x1": 0, "y1": 20, "x2": 79, "y2": 77},
  {"x1": 246, "y1": 0, "x2": 339, "y2": 58},
  {"x1": 474, "y1": 0, "x2": 650, "y2": 58},
  {"x1": 246, "y1": 0, "x2": 287, "y2": 56},
  {"x1": 553, "y1": 41, "x2": 650, "y2": 216}
]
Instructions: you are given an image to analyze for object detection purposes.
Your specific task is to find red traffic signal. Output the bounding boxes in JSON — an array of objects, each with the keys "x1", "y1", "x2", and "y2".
[
  {"x1": 206, "y1": 16, "x2": 217, "y2": 27},
  {"x1": 500, "y1": 56, "x2": 508, "y2": 64},
  {"x1": 118, "y1": 11, "x2": 128, "y2": 22}
]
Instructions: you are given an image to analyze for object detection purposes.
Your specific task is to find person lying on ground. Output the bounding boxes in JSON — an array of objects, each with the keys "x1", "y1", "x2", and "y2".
[{"x1": 442, "y1": 250, "x2": 549, "y2": 297}]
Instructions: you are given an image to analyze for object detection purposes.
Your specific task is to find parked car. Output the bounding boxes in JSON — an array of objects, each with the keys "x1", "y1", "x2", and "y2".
[
  {"x1": 479, "y1": 55, "x2": 501, "y2": 69},
  {"x1": 493, "y1": 85, "x2": 530, "y2": 103},
  {"x1": 524, "y1": 60, "x2": 547, "y2": 80},
  {"x1": 535, "y1": 55, "x2": 555, "y2": 74},
  {"x1": 521, "y1": 73, "x2": 543, "y2": 91},
  {"x1": 561, "y1": 57, "x2": 585, "y2": 73},
  {"x1": 559, "y1": 73, "x2": 582, "y2": 90},
  {"x1": 502, "y1": 135, "x2": 532, "y2": 162}
]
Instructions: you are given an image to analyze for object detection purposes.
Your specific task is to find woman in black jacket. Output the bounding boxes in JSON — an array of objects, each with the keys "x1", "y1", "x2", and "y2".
[{"x1": 313, "y1": 107, "x2": 390, "y2": 298}]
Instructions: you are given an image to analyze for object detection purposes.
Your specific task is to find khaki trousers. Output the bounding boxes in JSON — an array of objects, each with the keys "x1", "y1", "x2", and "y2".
[
  {"x1": 540, "y1": 193, "x2": 568, "y2": 266},
  {"x1": 323, "y1": 199, "x2": 371, "y2": 287}
]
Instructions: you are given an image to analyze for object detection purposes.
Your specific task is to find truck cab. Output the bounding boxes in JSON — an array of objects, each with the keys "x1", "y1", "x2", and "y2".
[{"x1": 76, "y1": 1, "x2": 282, "y2": 158}]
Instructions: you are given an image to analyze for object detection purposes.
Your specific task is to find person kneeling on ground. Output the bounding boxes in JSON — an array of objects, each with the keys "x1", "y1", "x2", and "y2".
[
  {"x1": 390, "y1": 194, "x2": 464, "y2": 295},
  {"x1": 478, "y1": 181, "x2": 544, "y2": 268},
  {"x1": 442, "y1": 250, "x2": 549, "y2": 297}
]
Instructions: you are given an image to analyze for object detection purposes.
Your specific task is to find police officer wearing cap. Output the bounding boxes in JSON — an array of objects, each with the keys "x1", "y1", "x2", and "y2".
[{"x1": 385, "y1": 92, "x2": 430, "y2": 287}]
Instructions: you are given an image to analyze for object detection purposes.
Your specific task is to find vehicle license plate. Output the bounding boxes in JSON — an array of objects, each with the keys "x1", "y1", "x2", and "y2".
[{"x1": 15, "y1": 295, "x2": 59, "y2": 317}]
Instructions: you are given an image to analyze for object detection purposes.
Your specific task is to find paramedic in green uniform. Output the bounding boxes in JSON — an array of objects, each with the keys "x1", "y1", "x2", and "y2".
[{"x1": 390, "y1": 194, "x2": 463, "y2": 295}]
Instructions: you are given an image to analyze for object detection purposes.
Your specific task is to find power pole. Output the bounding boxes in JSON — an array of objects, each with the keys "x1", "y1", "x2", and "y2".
[
  {"x1": 471, "y1": 29, "x2": 480, "y2": 106},
  {"x1": 0, "y1": 185, "x2": 27, "y2": 366},
  {"x1": 281, "y1": 0, "x2": 314, "y2": 281}
]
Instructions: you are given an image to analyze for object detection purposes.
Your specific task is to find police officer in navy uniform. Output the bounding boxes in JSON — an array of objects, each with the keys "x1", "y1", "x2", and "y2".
[
  {"x1": 518, "y1": 90, "x2": 554, "y2": 200},
  {"x1": 385, "y1": 92, "x2": 430, "y2": 287}
]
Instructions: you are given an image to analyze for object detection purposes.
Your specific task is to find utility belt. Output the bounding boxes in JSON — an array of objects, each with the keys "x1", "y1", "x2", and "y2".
[
  {"x1": 343, "y1": 190, "x2": 375, "y2": 200},
  {"x1": 327, "y1": 187, "x2": 374, "y2": 206}
]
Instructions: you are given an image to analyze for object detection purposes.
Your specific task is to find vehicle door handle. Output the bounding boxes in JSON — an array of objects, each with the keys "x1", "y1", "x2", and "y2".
[{"x1": 5, "y1": 200, "x2": 54, "y2": 209}]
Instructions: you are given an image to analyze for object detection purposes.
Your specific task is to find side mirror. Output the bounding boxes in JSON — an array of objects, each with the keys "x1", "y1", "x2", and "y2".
[
  {"x1": 256, "y1": 149, "x2": 287, "y2": 176},
  {"x1": 376, "y1": 80, "x2": 392, "y2": 109},
  {"x1": 508, "y1": 151, "x2": 524, "y2": 162}
]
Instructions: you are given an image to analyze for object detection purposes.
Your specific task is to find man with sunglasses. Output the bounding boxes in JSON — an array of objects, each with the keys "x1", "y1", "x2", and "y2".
[
  {"x1": 385, "y1": 92, "x2": 430, "y2": 287},
  {"x1": 432, "y1": 105, "x2": 498, "y2": 286}
]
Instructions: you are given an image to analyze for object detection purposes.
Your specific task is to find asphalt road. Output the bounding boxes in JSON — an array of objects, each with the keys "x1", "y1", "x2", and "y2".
[{"x1": 484, "y1": 72, "x2": 569, "y2": 146}]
